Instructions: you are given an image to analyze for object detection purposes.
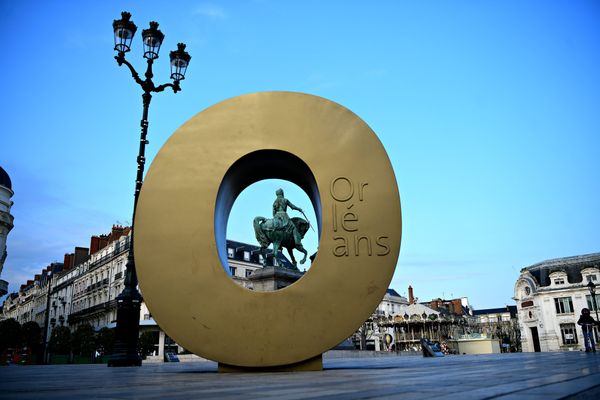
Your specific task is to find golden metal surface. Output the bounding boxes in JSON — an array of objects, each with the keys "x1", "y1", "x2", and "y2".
[{"x1": 135, "y1": 92, "x2": 402, "y2": 368}]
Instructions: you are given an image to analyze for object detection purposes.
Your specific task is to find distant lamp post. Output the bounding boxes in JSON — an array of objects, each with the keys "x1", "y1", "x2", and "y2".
[
  {"x1": 108, "y1": 11, "x2": 191, "y2": 368},
  {"x1": 587, "y1": 281, "x2": 599, "y2": 322}
]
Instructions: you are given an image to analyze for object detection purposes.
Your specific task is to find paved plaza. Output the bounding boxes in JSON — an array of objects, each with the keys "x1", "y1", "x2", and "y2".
[{"x1": 1, "y1": 352, "x2": 599, "y2": 399}]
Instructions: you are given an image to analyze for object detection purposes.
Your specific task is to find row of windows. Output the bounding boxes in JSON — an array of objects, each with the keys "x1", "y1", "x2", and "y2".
[
  {"x1": 554, "y1": 295, "x2": 600, "y2": 315},
  {"x1": 552, "y1": 274, "x2": 596, "y2": 286},
  {"x1": 478, "y1": 315, "x2": 512, "y2": 323},
  {"x1": 73, "y1": 262, "x2": 124, "y2": 297},
  {"x1": 229, "y1": 266, "x2": 253, "y2": 278},
  {"x1": 227, "y1": 248, "x2": 264, "y2": 263},
  {"x1": 559, "y1": 324, "x2": 599, "y2": 346},
  {"x1": 71, "y1": 286, "x2": 122, "y2": 313}
]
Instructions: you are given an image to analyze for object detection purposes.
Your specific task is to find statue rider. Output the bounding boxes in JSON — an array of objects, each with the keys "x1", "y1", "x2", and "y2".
[{"x1": 272, "y1": 188, "x2": 303, "y2": 245}]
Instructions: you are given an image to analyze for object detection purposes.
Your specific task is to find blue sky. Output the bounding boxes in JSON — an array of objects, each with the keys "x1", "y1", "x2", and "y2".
[{"x1": 1, "y1": 1, "x2": 599, "y2": 309}]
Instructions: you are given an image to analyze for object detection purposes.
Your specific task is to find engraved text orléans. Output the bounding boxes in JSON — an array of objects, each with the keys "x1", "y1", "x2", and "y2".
[{"x1": 330, "y1": 176, "x2": 390, "y2": 257}]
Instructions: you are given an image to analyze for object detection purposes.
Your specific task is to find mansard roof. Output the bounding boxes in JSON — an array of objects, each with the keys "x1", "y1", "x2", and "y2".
[
  {"x1": 226, "y1": 240, "x2": 294, "y2": 269},
  {"x1": 386, "y1": 288, "x2": 401, "y2": 297},
  {"x1": 522, "y1": 253, "x2": 600, "y2": 287}
]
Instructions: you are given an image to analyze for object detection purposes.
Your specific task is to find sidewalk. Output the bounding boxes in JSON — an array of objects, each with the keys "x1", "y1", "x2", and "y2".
[{"x1": 1, "y1": 352, "x2": 599, "y2": 399}]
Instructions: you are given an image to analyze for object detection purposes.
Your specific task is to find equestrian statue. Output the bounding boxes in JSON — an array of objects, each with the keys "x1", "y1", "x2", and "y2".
[{"x1": 253, "y1": 188, "x2": 311, "y2": 268}]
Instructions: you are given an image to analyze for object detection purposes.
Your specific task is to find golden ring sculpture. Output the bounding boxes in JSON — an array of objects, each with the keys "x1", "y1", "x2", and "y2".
[{"x1": 135, "y1": 92, "x2": 401, "y2": 370}]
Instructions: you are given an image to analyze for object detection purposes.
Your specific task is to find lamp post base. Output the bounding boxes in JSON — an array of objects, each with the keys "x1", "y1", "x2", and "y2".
[{"x1": 108, "y1": 289, "x2": 142, "y2": 367}]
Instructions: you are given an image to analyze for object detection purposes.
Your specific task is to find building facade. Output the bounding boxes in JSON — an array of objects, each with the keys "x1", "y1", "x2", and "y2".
[
  {"x1": 472, "y1": 306, "x2": 520, "y2": 352},
  {"x1": 0, "y1": 166, "x2": 15, "y2": 296},
  {"x1": 514, "y1": 253, "x2": 600, "y2": 352},
  {"x1": 0, "y1": 226, "x2": 299, "y2": 361},
  {"x1": 3, "y1": 224, "x2": 488, "y2": 360},
  {"x1": 225, "y1": 239, "x2": 294, "y2": 289}
]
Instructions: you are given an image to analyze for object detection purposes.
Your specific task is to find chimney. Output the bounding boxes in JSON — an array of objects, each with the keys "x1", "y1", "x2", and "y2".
[
  {"x1": 90, "y1": 236, "x2": 100, "y2": 255},
  {"x1": 74, "y1": 247, "x2": 89, "y2": 266},
  {"x1": 98, "y1": 235, "x2": 109, "y2": 251},
  {"x1": 109, "y1": 225, "x2": 126, "y2": 243},
  {"x1": 408, "y1": 285, "x2": 414, "y2": 305},
  {"x1": 63, "y1": 253, "x2": 74, "y2": 269},
  {"x1": 452, "y1": 299, "x2": 463, "y2": 315}
]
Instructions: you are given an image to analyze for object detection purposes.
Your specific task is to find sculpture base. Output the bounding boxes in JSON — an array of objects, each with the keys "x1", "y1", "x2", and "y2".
[
  {"x1": 248, "y1": 266, "x2": 303, "y2": 291},
  {"x1": 218, "y1": 354, "x2": 323, "y2": 373}
]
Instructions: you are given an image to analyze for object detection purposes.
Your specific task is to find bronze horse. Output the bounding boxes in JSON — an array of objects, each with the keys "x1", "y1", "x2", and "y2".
[{"x1": 253, "y1": 216, "x2": 310, "y2": 267}]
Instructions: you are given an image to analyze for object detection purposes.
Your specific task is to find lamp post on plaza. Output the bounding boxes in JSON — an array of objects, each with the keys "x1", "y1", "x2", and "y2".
[
  {"x1": 108, "y1": 11, "x2": 191, "y2": 367},
  {"x1": 587, "y1": 281, "x2": 599, "y2": 323}
]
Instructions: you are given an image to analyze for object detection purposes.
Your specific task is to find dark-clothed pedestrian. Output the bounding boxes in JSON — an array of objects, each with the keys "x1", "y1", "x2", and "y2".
[{"x1": 577, "y1": 308, "x2": 598, "y2": 352}]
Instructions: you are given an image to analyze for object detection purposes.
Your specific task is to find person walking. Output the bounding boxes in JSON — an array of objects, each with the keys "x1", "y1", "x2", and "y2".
[{"x1": 577, "y1": 308, "x2": 598, "y2": 352}]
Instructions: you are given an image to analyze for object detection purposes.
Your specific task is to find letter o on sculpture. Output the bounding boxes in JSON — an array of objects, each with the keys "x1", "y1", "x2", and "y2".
[
  {"x1": 330, "y1": 176, "x2": 354, "y2": 202},
  {"x1": 135, "y1": 92, "x2": 402, "y2": 368}
]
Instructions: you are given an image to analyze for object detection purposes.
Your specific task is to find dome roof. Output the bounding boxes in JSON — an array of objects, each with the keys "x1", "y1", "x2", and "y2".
[{"x1": 0, "y1": 166, "x2": 11, "y2": 190}]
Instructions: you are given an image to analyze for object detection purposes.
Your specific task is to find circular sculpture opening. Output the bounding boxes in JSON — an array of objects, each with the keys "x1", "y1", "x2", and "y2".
[
  {"x1": 216, "y1": 150, "x2": 321, "y2": 289},
  {"x1": 225, "y1": 178, "x2": 319, "y2": 290}
]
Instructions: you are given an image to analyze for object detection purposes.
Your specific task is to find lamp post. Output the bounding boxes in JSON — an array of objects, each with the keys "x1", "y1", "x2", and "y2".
[
  {"x1": 587, "y1": 281, "x2": 599, "y2": 322},
  {"x1": 108, "y1": 11, "x2": 191, "y2": 368}
]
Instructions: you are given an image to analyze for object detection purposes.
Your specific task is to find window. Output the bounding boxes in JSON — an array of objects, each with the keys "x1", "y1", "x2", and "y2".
[
  {"x1": 586, "y1": 294, "x2": 600, "y2": 311},
  {"x1": 227, "y1": 248, "x2": 234, "y2": 258},
  {"x1": 229, "y1": 266, "x2": 237, "y2": 276},
  {"x1": 524, "y1": 286, "x2": 531, "y2": 296},
  {"x1": 244, "y1": 251, "x2": 250, "y2": 261},
  {"x1": 587, "y1": 275, "x2": 598, "y2": 283},
  {"x1": 554, "y1": 278, "x2": 565, "y2": 285},
  {"x1": 245, "y1": 269, "x2": 252, "y2": 278},
  {"x1": 554, "y1": 297, "x2": 574, "y2": 314},
  {"x1": 560, "y1": 323, "x2": 578, "y2": 345}
]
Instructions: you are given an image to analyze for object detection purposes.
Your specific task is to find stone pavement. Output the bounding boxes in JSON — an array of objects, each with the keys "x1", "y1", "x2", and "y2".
[{"x1": 1, "y1": 352, "x2": 599, "y2": 399}]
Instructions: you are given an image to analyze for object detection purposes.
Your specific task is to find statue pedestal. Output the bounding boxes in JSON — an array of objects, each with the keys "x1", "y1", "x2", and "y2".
[{"x1": 248, "y1": 266, "x2": 303, "y2": 291}]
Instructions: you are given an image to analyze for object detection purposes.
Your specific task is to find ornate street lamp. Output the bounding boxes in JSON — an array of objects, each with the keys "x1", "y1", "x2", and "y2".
[
  {"x1": 108, "y1": 11, "x2": 191, "y2": 368},
  {"x1": 587, "y1": 281, "x2": 599, "y2": 323}
]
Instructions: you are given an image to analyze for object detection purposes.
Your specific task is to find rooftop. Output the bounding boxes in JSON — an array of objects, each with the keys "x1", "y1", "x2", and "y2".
[
  {"x1": 472, "y1": 305, "x2": 517, "y2": 317},
  {"x1": 522, "y1": 253, "x2": 600, "y2": 287}
]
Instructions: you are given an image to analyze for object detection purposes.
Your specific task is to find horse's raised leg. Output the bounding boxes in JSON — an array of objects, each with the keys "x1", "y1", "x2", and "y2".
[
  {"x1": 287, "y1": 247, "x2": 297, "y2": 267},
  {"x1": 297, "y1": 244, "x2": 308, "y2": 265}
]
